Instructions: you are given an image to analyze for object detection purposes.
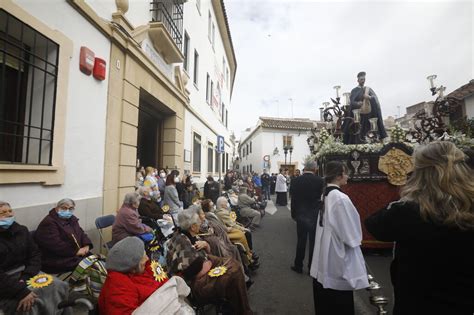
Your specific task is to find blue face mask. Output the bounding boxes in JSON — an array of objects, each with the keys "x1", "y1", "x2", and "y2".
[
  {"x1": 0, "y1": 216, "x2": 15, "y2": 229},
  {"x1": 57, "y1": 210, "x2": 74, "y2": 219}
]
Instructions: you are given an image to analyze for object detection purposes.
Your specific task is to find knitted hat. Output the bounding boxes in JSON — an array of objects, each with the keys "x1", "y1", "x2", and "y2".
[{"x1": 106, "y1": 237, "x2": 145, "y2": 272}]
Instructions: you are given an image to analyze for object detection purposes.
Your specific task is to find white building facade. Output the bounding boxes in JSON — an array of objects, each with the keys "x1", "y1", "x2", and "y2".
[
  {"x1": 1, "y1": 0, "x2": 110, "y2": 244},
  {"x1": 239, "y1": 117, "x2": 314, "y2": 175},
  {"x1": 181, "y1": 0, "x2": 236, "y2": 182}
]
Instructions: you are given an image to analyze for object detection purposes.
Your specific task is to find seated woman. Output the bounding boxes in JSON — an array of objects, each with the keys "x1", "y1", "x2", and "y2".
[
  {"x1": 34, "y1": 198, "x2": 93, "y2": 274},
  {"x1": 99, "y1": 236, "x2": 169, "y2": 315},
  {"x1": 137, "y1": 186, "x2": 164, "y2": 221},
  {"x1": 365, "y1": 142, "x2": 474, "y2": 315},
  {"x1": 214, "y1": 196, "x2": 258, "y2": 262},
  {"x1": 112, "y1": 192, "x2": 152, "y2": 245},
  {"x1": 200, "y1": 200, "x2": 257, "y2": 269},
  {"x1": 163, "y1": 173, "x2": 183, "y2": 221},
  {"x1": 0, "y1": 201, "x2": 70, "y2": 315},
  {"x1": 189, "y1": 203, "x2": 245, "y2": 267},
  {"x1": 166, "y1": 209, "x2": 253, "y2": 315}
]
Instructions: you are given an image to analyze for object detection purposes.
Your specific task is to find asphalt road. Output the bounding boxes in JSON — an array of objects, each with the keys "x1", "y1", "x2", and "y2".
[{"x1": 247, "y1": 198, "x2": 394, "y2": 315}]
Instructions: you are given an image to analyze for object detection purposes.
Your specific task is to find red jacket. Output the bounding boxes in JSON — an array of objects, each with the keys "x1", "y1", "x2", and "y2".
[{"x1": 98, "y1": 263, "x2": 167, "y2": 315}]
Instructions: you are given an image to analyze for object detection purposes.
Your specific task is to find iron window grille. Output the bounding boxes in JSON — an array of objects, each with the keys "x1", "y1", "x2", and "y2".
[
  {"x1": 150, "y1": 1, "x2": 184, "y2": 50},
  {"x1": 0, "y1": 9, "x2": 59, "y2": 165},
  {"x1": 193, "y1": 132, "x2": 201, "y2": 172}
]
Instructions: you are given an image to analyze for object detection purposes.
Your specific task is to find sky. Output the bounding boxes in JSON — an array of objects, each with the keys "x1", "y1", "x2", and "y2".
[{"x1": 225, "y1": 0, "x2": 473, "y2": 137}]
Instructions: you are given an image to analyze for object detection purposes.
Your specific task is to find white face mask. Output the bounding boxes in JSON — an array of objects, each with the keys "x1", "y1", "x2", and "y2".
[
  {"x1": 160, "y1": 172, "x2": 166, "y2": 178},
  {"x1": 139, "y1": 176, "x2": 144, "y2": 181},
  {"x1": 174, "y1": 177, "x2": 180, "y2": 183}
]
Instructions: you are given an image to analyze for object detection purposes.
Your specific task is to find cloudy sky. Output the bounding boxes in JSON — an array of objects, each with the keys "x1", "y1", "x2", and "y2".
[{"x1": 225, "y1": 0, "x2": 473, "y2": 137}]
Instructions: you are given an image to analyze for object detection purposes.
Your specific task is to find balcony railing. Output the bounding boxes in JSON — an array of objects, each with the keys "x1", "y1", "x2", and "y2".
[{"x1": 150, "y1": 1, "x2": 183, "y2": 50}]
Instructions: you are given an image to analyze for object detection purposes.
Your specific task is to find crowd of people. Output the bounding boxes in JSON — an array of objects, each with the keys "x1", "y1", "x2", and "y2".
[{"x1": 2, "y1": 141, "x2": 473, "y2": 314}]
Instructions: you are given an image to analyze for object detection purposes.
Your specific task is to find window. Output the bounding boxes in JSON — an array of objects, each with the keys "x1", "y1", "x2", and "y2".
[
  {"x1": 0, "y1": 10, "x2": 59, "y2": 165},
  {"x1": 193, "y1": 50, "x2": 199, "y2": 85},
  {"x1": 221, "y1": 103, "x2": 225, "y2": 122},
  {"x1": 208, "y1": 11, "x2": 212, "y2": 41},
  {"x1": 183, "y1": 32, "x2": 190, "y2": 72},
  {"x1": 283, "y1": 135, "x2": 293, "y2": 147},
  {"x1": 206, "y1": 73, "x2": 210, "y2": 103},
  {"x1": 225, "y1": 153, "x2": 229, "y2": 171},
  {"x1": 207, "y1": 142, "x2": 213, "y2": 173},
  {"x1": 193, "y1": 133, "x2": 201, "y2": 172},
  {"x1": 211, "y1": 23, "x2": 215, "y2": 48},
  {"x1": 250, "y1": 141, "x2": 252, "y2": 153},
  {"x1": 246, "y1": 144, "x2": 249, "y2": 157},
  {"x1": 210, "y1": 80, "x2": 213, "y2": 106},
  {"x1": 250, "y1": 164, "x2": 252, "y2": 173},
  {"x1": 222, "y1": 57, "x2": 226, "y2": 79},
  {"x1": 225, "y1": 110, "x2": 228, "y2": 127}
]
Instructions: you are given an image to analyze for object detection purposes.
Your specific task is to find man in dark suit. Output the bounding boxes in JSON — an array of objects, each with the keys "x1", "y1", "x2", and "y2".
[{"x1": 289, "y1": 161, "x2": 324, "y2": 273}]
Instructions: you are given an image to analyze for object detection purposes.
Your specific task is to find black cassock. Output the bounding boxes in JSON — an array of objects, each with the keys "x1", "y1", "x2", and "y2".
[{"x1": 342, "y1": 86, "x2": 387, "y2": 144}]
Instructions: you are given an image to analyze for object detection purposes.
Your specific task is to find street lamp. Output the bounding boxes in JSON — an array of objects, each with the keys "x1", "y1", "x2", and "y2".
[
  {"x1": 289, "y1": 145, "x2": 293, "y2": 165},
  {"x1": 283, "y1": 145, "x2": 289, "y2": 165}
]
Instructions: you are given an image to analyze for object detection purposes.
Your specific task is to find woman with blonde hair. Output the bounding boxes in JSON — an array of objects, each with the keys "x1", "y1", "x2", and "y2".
[{"x1": 366, "y1": 141, "x2": 474, "y2": 315}]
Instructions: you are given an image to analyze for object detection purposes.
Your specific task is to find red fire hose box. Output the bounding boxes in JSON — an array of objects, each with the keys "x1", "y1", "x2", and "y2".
[{"x1": 93, "y1": 57, "x2": 106, "y2": 81}]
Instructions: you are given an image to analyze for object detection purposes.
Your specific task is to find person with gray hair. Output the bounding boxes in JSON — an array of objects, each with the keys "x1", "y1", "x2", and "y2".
[
  {"x1": 112, "y1": 192, "x2": 152, "y2": 246},
  {"x1": 137, "y1": 186, "x2": 164, "y2": 221},
  {"x1": 34, "y1": 198, "x2": 93, "y2": 273},
  {"x1": 167, "y1": 211, "x2": 254, "y2": 314},
  {"x1": 237, "y1": 186, "x2": 262, "y2": 230},
  {"x1": 289, "y1": 159, "x2": 324, "y2": 274},
  {"x1": 0, "y1": 201, "x2": 71, "y2": 315}
]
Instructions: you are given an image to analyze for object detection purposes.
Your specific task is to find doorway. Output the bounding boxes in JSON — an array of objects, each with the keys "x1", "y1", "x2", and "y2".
[{"x1": 137, "y1": 105, "x2": 162, "y2": 168}]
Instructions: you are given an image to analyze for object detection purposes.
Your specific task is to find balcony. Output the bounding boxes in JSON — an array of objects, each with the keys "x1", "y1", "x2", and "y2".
[{"x1": 149, "y1": 1, "x2": 185, "y2": 64}]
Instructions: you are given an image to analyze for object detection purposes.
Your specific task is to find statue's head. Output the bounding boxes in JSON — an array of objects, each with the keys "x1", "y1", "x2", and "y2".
[{"x1": 357, "y1": 71, "x2": 366, "y2": 86}]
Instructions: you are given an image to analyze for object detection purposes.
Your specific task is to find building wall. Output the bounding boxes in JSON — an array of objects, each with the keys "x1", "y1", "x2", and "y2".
[
  {"x1": 181, "y1": 0, "x2": 234, "y2": 182},
  {"x1": 465, "y1": 95, "x2": 474, "y2": 118},
  {"x1": 1, "y1": 0, "x2": 110, "y2": 245},
  {"x1": 240, "y1": 128, "x2": 311, "y2": 174}
]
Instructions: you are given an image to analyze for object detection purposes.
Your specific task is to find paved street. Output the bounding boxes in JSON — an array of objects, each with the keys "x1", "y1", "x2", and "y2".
[{"x1": 247, "y1": 198, "x2": 394, "y2": 315}]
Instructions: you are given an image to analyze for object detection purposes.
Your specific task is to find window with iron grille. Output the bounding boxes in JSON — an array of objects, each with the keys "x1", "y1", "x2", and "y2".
[
  {"x1": 150, "y1": 1, "x2": 183, "y2": 50},
  {"x1": 183, "y1": 31, "x2": 189, "y2": 72},
  {"x1": 207, "y1": 141, "x2": 213, "y2": 173},
  {"x1": 0, "y1": 9, "x2": 59, "y2": 165},
  {"x1": 193, "y1": 132, "x2": 201, "y2": 172}
]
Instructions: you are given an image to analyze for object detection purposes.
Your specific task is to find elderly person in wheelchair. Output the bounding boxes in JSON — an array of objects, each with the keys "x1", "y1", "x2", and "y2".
[
  {"x1": 0, "y1": 201, "x2": 71, "y2": 314},
  {"x1": 112, "y1": 192, "x2": 153, "y2": 245},
  {"x1": 99, "y1": 236, "x2": 193, "y2": 315},
  {"x1": 166, "y1": 209, "x2": 254, "y2": 315},
  {"x1": 214, "y1": 197, "x2": 259, "y2": 264}
]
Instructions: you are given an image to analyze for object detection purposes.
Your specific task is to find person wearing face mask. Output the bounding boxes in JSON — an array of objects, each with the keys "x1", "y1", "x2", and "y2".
[
  {"x1": 137, "y1": 186, "x2": 164, "y2": 222},
  {"x1": 157, "y1": 169, "x2": 167, "y2": 196},
  {"x1": 34, "y1": 198, "x2": 93, "y2": 274},
  {"x1": 144, "y1": 166, "x2": 160, "y2": 201},
  {"x1": 0, "y1": 201, "x2": 71, "y2": 315}
]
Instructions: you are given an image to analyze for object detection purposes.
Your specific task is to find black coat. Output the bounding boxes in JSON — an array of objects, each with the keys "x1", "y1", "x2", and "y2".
[
  {"x1": 0, "y1": 222, "x2": 41, "y2": 300},
  {"x1": 34, "y1": 209, "x2": 93, "y2": 273},
  {"x1": 204, "y1": 181, "x2": 220, "y2": 204},
  {"x1": 289, "y1": 173, "x2": 324, "y2": 228},
  {"x1": 365, "y1": 201, "x2": 474, "y2": 315}
]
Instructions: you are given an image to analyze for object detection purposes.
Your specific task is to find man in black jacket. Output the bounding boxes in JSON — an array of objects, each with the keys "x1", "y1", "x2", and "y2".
[
  {"x1": 289, "y1": 161, "x2": 324, "y2": 274},
  {"x1": 204, "y1": 176, "x2": 220, "y2": 204}
]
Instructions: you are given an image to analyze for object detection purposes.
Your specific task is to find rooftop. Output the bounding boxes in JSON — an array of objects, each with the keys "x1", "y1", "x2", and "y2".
[
  {"x1": 447, "y1": 80, "x2": 474, "y2": 100},
  {"x1": 259, "y1": 117, "x2": 316, "y2": 130}
]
